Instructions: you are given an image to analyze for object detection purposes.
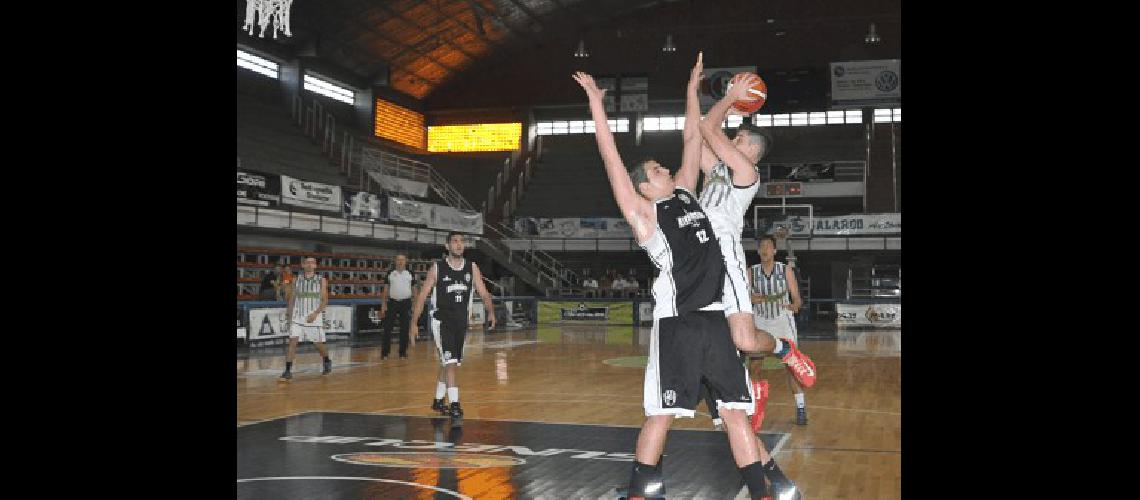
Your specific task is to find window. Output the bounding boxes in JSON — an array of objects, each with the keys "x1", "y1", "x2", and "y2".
[
  {"x1": 304, "y1": 73, "x2": 354, "y2": 104},
  {"x1": 772, "y1": 114, "x2": 791, "y2": 127},
  {"x1": 236, "y1": 49, "x2": 278, "y2": 79},
  {"x1": 846, "y1": 109, "x2": 863, "y2": 124},
  {"x1": 790, "y1": 112, "x2": 809, "y2": 127},
  {"x1": 809, "y1": 112, "x2": 827, "y2": 125},
  {"x1": 753, "y1": 114, "x2": 773, "y2": 127},
  {"x1": 726, "y1": 114, "x2": 744, "y2": 128},
  {"x1": 640, "y1": 116, "x2": 686, "y2": 132},
  {"x1": 535, "y1": 118, "x2": 627, "y2": 135},
  {"x1": 874, "y1": 108, "x2": 893, "y2": 123}
]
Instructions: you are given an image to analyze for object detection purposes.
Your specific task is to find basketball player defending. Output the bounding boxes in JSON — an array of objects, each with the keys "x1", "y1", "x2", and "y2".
[
  {"x1": 409, "y1": 232, "x2": 496, "y2": 419},
  {"x1": 750, "y1": 234, "x2": 809, "y2": 425},
  {"x1": 278, "y1": 257, "x2": 333, "y2": 381},
  {"x1": 574, "y1": 63, "x2": 772, "y2": 500}
]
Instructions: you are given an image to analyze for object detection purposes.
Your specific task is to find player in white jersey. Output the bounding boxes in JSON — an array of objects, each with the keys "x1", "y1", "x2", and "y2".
[
  {"x1": 749, "y1": 233, "x2": 808, "y2": 425},
  {"x1": 278, "y1": 257, "x2": 332, "y2": 381},
  {"x1": 685, "y1": 71, "x2": 816, "y2": 396},
  {"x1": 574, "y1": 55, "x2": 783, "y2": 500}
]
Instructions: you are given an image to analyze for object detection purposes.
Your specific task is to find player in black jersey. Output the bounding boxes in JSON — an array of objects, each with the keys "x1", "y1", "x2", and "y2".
[
  {"x1": 574, "y1": 53, "x2": 775, "y2": 500},
  {"x1": 410, "y1": 232, "x2": 496, "y2": 418}
]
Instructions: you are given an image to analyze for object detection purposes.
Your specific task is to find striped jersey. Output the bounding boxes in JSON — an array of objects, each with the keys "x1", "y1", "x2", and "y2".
[
  {"x1": 291, "y1": 273, "x2": 325, "y2": 325},
  {"x1": 751, "y1": 261, "x2": 791, "y2": 319},
  {"x1": 642, "y1": 187, "x2": 725, "y2": 319},
  {"x1": 698, "y1": 161, "x2": 761, "y2": 239}
]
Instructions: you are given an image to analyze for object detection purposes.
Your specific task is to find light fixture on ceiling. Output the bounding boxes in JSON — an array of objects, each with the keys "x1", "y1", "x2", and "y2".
[
  {"x1": 574, "y1": 38, "x2": 590, "y2": 58},
  {"x1": 662, "y1": 34, "x2": 677, "y2": 53},
  {"x1": 865, "y1": 22, "x2": 881, "y2": 44}
]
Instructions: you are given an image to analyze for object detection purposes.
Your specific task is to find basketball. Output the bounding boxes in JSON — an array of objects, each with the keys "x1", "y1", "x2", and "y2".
[{"x1": 726, "y1": 72, "x2": 768, "y2": 114}]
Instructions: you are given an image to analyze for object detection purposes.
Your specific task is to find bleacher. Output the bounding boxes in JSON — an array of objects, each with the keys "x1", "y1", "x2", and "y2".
[
  {"x1": 237, "y1": 71, "x2": 349, "y2": 186},
  {"x1": 236, "y1": 247, "x2": 433, "y2": 301}
]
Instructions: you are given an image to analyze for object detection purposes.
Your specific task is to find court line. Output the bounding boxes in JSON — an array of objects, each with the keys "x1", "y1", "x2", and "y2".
[
  {"x1": 237, "y1": 410, "x2": 313, "y2": 427},
  {"x1": 236, "y1": 476, "x2": 471, "y2": 500},
  {"x1": 777, "y1": 446, "x2": 900, "y2": 454},
  {"x1": 732, "y1": 432, "x2": 796, "y2": 500},
  {"x1": 306, "y1": 410, "x2": 791, "y2": 438},
  {"x1": 237, "y1": 390, "x2": 900, "y2": 416}
]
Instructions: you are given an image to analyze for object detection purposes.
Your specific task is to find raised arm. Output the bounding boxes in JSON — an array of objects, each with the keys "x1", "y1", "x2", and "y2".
[
  {"x1": 699, "y1": 74, "x2": 760, "y2": 186},
  {"x1": 675, "y1": 52, "x2": 704, "y2": 193},
  {"x1": 572, "y1": 72, "x2": 655, "y2": 243}
]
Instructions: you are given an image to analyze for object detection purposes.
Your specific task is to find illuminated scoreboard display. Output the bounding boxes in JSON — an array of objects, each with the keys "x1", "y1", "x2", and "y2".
[
  {"x1": 766, "y1": 182, "x2": 803, "y2": 197},
  {"x1": 427, "y1": 123, "x2": 522, "y2": 153},
  {"x1": 374, "y1": 99, "x2": 425, "y2": 149}
]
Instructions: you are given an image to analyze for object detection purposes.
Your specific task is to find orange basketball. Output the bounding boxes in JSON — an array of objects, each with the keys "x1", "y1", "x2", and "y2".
[{"x1": 726, "y1": 72, "x2": 768, "y2": 114}]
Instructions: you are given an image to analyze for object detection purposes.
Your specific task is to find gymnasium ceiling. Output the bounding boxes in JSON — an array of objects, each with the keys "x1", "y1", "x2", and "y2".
[{"x1": 237, "y1": 0, "x2": 900, "y2": 109}]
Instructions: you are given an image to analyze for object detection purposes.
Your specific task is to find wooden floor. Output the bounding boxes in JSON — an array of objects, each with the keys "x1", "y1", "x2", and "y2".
[{"x1": 238, "y1": 326, "x2": 901, "y2": 499}]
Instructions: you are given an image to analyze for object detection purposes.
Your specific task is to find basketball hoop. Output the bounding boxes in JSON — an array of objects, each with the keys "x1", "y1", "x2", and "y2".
[{"x1": 242, "y1": 0, "x2": 293, "y2": 39}]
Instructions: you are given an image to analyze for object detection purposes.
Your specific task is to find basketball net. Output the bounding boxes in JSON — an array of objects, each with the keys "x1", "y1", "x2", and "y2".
[{"x1": 242, "y1": 0, "x2": 294, "y2": 39}]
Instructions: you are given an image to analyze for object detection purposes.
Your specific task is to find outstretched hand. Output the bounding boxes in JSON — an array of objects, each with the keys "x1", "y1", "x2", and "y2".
[
  {"x1": 687, "y1": 51, "x2": 704, "y2": 92},
  {"x1": 572, "y1": 72, "x2": 607, "y2": 102}
]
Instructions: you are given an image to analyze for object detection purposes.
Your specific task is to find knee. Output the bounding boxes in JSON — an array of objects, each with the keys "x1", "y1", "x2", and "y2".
[
  {"x1": 754, "y1": 330, "x2": 775, "y2": 353},
  {"x1": 717, "y1": 408, "x2": 747, "y2": 425},
  {"x1": 646, "y1": 414, "x2": 674, "y2": 429}
]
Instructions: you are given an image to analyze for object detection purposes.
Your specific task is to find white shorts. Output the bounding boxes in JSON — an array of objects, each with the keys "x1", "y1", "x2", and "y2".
[
  {"x1": 288, "y1": 323, "x2": 326, "y2": 343},
  {"x1": 719, "y1": 235, "x2": 752, "y2": 317},
  {"x1": 754, "y1": 314, "x2": 798, "y2": 344}
]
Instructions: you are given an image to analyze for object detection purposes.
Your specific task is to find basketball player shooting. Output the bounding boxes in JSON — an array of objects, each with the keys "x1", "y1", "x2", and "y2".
[
  {"x1": 685, "y1": 69, "x2": 817, "y2": 396},
  {"x1": 573, "y1": 58, "x2": 774, "y2": 500}
]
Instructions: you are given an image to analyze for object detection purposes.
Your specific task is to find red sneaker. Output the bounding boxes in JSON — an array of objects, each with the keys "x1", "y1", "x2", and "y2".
[
  {"x1": 751, "y1": 379, "x2": 769, "y2": 433},
  {"x1": 780, "y1": 339, "x2": 817, "y2": 388}
]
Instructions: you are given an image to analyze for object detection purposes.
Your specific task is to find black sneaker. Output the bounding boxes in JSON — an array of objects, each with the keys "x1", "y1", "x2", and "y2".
[
  {"x1": 432, "y1": 398, "x2": 447, "y2": 414},
  {"x1": 278, "y1": 370, "x2": 292, "y2": 381},
  {"x1": 795, "y1": 407, "x2": 808, "y2": 426},
  {"x1": 449, "y1": 402, "x2": 464, "y2": 418},
  {"x1": 322, "y1": 359, "x2": 332, "y2": 375}
]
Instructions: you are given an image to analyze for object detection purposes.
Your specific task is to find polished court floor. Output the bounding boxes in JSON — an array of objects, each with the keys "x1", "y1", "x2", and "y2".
[{"x1": 237, "y1": 325, "x2": 901, "y2": 499}]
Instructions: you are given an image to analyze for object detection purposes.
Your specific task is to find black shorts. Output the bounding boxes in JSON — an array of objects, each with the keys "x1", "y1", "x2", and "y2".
[
  {"x1": 644, "y1": 310, "x2": 755, "y2": 417},
  {"x1": 431, "y1": 312, "x2": 469, "y2": 365}
]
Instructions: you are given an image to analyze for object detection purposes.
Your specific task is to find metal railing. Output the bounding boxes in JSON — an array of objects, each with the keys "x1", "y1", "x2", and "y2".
[
  {"x1": 283, "y1": 91, "x2": 576, "y2": 290},
  {"x1": 237, "y1": 204, "x2": 456, "y2": 245}
]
